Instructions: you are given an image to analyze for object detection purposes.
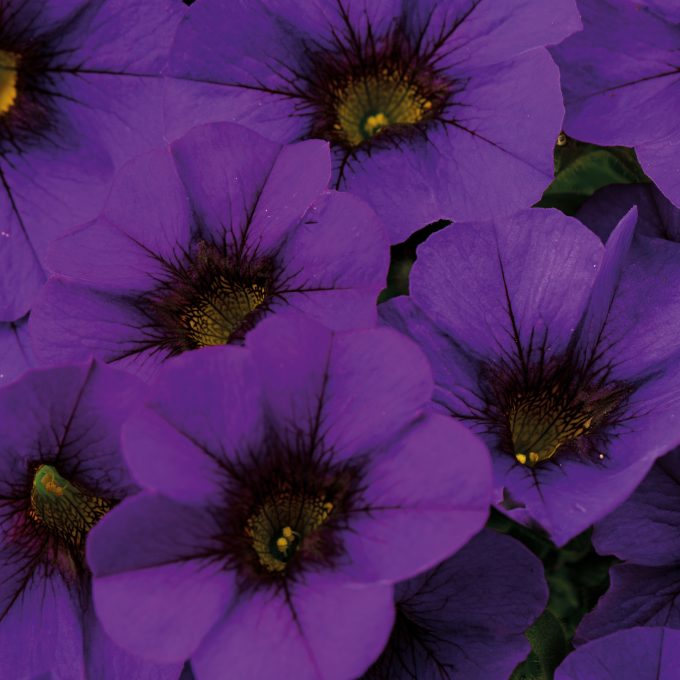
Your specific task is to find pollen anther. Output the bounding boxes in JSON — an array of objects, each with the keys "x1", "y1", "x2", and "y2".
[
  {"x1": 0, "y1": 51, "x2": 19, "y2": 116},
  {"x1": 509, "y1": 392, "x2": 596, "y2": 467},
  {"x1": 182, "y1": 278, "x2": 268, "y2": 348},
  {"x1": 29, "y1": 464, "x2": 112, "y2": 550},
  {"x1": 333, "y1": 72, "x2": 434, "y2": 147},
  {"x1": 246, "y1": 492, "x2": 334, "y2": 573}
]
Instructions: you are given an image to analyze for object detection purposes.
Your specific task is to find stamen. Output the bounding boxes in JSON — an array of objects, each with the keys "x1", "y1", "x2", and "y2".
[
  {"x1": 0, "y1": 51, "x2": 19, "y2": 115},
  {"x1": 510, "y1": 392, "x2": 594, "y2": 467},
  {"x1": 334, "y1": 72, "x2": 433, "y2": 147},
  {"x1": 246, "y1": 491, "x2": 334, "y2": 573},
  {"x1": 146, "y1": 241, "x2": 275, "y2": 354},
  {"x1": 29, "y1": 464, "x2": 112, "y2": 549},
  {"x1": 181, "y1": 276, "x2": 268, "y2": 347},
  {"x1": 363, "y1": 112, "x2": 390, "y2": 137}
]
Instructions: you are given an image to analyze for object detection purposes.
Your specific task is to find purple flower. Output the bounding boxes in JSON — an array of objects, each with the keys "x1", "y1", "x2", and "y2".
[
  {"x1": 577, "y1": 183, "x2": 680, "y2": 245},
  {"x1": 164, "y1": 0, "x2": 579, "y2": 242},
  {"x1": 381, "y1": 207, "x2": 680, "y2": 545},
  {"x1": 0, "y1": 0, "x2": 185, "y2": 321},
  {"x1": 555, "y1": 627, "x2": 680, "y2": 680},
  {"x1": 0, "y1": 314, "x2": 33, "y2": 385},
  {"x1": 87, "y1": 313, "x2": 492, "y2": 680},
  {"x1": 575, "y1": 448, "x2": 680, "y2": 642},
  {"x1": 29, "y1": 121, "x2": 388, "y2": 381},
  {"x1": 360, "y1": 529, "x2": 547, "y2": 680},
  {"x1": 0, "y1": 362, "x2": 181, "y2": 679},
  {"x1": 552, "y1": 0, "x2": 680, "y2": 208}
]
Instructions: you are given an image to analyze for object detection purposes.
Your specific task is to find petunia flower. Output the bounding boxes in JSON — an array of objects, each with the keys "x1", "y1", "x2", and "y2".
[
  {"x1": 87, "y1": 313, "x2": 492, "y2": 680},
  {"x1": 576, "y1": 447, "x2": 680, "y2": 642},
  {"x1": 555, "y1": 627, "x2": 680, "y2": 680},
  {"x1": 29, "y1": 121, "x2": 388, "y2": 381},
  {"x1": 577, "y1": 183, "x2": 680, "y2": 245},
  {"x1": 551, "y1": 0, "x2": 680, "y2": 209},
  {"x1": 0, "y1": 361, "x2": 181, "y2": 679},
  {"x1": 164, "y1": 0, "x2": 580, "y2": 242},
  {"x1": 381, "y1": 207, "x2": 680, "y2": 545},
  {"x1": 360, "y1": 529, "x2": 547, "y2": 680},
  {"x1": 0, "y1": 0, "x2": 185, "y2": 321}
]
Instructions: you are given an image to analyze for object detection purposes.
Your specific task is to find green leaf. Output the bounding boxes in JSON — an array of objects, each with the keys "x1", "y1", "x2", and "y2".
[
  {"x1": 510, "y1": 651, "x2": 546, "y2": 680},
  {"x1": 538, "y1": 136, "x2": 649, "y2": 215},
  {"x1": 510, "y1": 611, "x2": 570, "y2": 680}
]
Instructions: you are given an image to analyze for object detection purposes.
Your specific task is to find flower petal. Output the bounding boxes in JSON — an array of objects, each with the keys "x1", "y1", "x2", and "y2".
[
  {"x1": 277, "y1": 190, "x2": 388, "y2": 330},
  {"x1": 170, "y1": 122, "x2": 281, "y2": 239},
  {"x1": 0, "y1": 573, "x2": 83, "y2": 680},
  {"x1": 576, "y1": 564, "x2": 680, "y2": 643},
  {"x1": 411, "y1": 0, "x2": 581, "y2": 72},
  {"x1": 0, "y1": 317, "x2": 34, "y2": 386},
  {"x1": 553, "y1": 0, "x2": 680, "y2": 147},
  {"x1": 556, "y1": 627, "x2": 680, "y2": 680},
  {"x1": 248, "y1": 314, "x2": 434, "y2": 460},
  {"x1": 89, "y1": 493, "x2": 233, "y2": 663},
  {"x1": 123, "y1": 347, "x2": 264, "y2": 502},
  {"x1": 365, "y1": 530, "x2": 548, "y2": 680},
  {"x1": 411, "y1": 210, "x2": 601, "y2": 363},
  {"x1": 342, "y1": 414, "x2": 491, "y2": 583},
  {"x1": 593, "y1": 448, "x2": 680, "y2": 566},
  {"x1": 193, "y1": 574, "x2": 394, "y2": 680}
]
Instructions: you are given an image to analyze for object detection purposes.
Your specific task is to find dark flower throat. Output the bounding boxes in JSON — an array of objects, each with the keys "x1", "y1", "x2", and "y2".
[
  {"x1": 138, "y1": 240, "x2": 276, "y2": 356},
  {"x1": 213, "y1": 427, "x2": 365, "y2": 590},
  {"x1": 29, "y1": 464, "x2": 112, "y2": 554},
  {"x1": 460, "y1": 340, "x2": 634, "y2": 469}
]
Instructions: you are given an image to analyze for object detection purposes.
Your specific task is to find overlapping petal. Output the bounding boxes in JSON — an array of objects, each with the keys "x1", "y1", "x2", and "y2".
[
  {"x1": 0, "y1": 0, "x2": 185, "y2": 320},
  {"x1": 556, "y1": 627, "x2": 680, "y2": 680}
]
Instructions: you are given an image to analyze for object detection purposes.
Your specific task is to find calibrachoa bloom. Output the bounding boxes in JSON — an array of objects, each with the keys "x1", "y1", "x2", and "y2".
[
  {"x1": 29, "y1": 122, "x2": 388, "y2": 381},
  {"x1": 0, "y1": 0, "x2": 185, "y2": 321},
  {"x1": 576, "y1": 448, "x2": 680, "y2": 642},
  {"x1": 88, "y1": 314, "x2": 492, "y2": 680},
  {"x1": 552, "y1": 0, "x2": 680, "y2": 208},
  {"x1": 165, "y1": 0, "x2": 579, "y2": 242},
  {"x1": 577, "y1": 183, "x2": 680, "y2": 245},
  {"x1": 0, "y1": 362, "x2": 181, "y2": 679},
  {"x1": 360, "y1": 529, "x2": 547, "y2": 680},
  {"x1": 0, "y1": 314, "x2": 33, "y2": 385},
  {"x1": 381, "y1": 207, "x2": 680, "y2": 545},
  {"x1": 555, "y1": 627, "x2": 680, "y2": 680}
]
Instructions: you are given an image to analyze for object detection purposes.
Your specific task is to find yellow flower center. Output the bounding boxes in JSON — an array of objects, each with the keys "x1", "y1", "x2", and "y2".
[
  {"x1": 246, "y1": 491, "x2": 334, "y2": 572},
  {"x1": 29, "y1": 464, "x2": 112, "y2": 549},
  {"x1": 333, "y1": 71, "x2": 433, "y2": 147},
  {"x1": 181, "y1": 276, "x2": 268, "y2": 348},
  {"x1": 0, "y1": 50, "x2": 19, "y2": 115},
  {"x1": 509, "y1": 392, "x2": 594, "y2": 468}
]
